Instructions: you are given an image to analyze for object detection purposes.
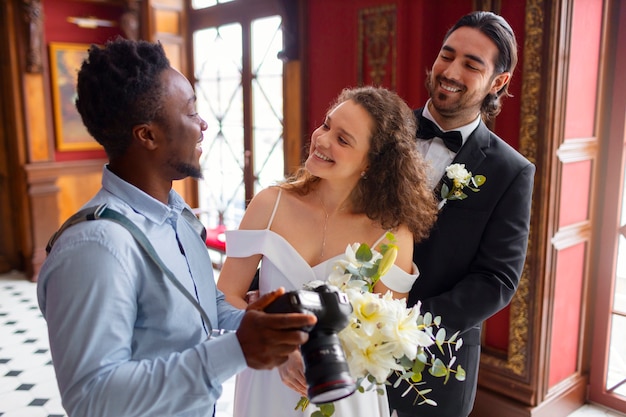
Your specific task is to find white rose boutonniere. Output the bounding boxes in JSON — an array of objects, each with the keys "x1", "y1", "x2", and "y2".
[{"x1": 439, "y1": 163, "x2": 486, "y2": 209}]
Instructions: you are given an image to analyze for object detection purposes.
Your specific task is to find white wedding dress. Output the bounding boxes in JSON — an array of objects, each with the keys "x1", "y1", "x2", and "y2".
[{"x1": 226, "y1": 190, "x2": 417, "y2": 417}]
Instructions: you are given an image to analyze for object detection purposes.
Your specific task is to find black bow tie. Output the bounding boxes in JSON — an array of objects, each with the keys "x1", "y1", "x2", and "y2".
[{"x1": 416, "y1": 113, "x2": 463, "y2": 153}]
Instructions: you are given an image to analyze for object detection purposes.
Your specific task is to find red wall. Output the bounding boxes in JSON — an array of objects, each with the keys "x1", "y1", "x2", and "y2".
[
  {"x1": 306, "y1": 0, "x2": 528, "y2": 352},
  {"x1": 43, "y1": 0, "x2": 124, "y2": 161},
  {"x1": 305, "y1": 0, "x2": 525, "y2": 148},
  {"x1": 548, "y1": 0, "x2": 603, "y2": 389}
]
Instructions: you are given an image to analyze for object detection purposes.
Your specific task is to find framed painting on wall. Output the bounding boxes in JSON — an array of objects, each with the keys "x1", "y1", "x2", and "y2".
[{"x1": 49, "y1": 42, "x2": 101, "y2": 151}]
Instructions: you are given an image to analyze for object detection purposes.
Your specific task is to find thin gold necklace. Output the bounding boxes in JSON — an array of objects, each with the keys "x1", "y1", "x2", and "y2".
[{"x1": 317, "y1": 192, "x2": 330, "y2": 260}]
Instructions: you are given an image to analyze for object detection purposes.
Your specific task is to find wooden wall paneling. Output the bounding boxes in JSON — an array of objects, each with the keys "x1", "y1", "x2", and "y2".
[
  {"x1": 0, "y1": 88, "x2": 13, "y2": 272},
  {"x1": 143, "y1": 0, "x2": 197, "y2": 206},
  {"x1": 0, "y1": 0, "x2": 44, "y2": 277},
  {"x1": 23, "y1": 0, "x2": 53, "y2": 162},
  {"x1": 23, "y1": 159, "x2": 106, "y2": 280},
  {"x1": 282, "y1": 0, "x2": 305, "y2": 174},
  {"x1": 56, "y1": 168, "x2": 106, "y2": 224},
  {"x1": 0, "y1": 1, "x2": 22, "y2": 273},
  {"x1": 23, "y1": 165, "x2": 60, "y2": 280},
  {"x1": 472, "y1": 0, "x2": 592, "y2": 416},
  {"x1": 544, "y1": 0, "x2": 602, "y2": 404},
  {"x1": 284, "y1": 60, "x2": 303, "y2": 174},
  {"x1": 473, "y1": 0, "x2": 548, "y2": 411},
  {"x1": 589, "y1": 0, "x2": 626, "y2": 411}
]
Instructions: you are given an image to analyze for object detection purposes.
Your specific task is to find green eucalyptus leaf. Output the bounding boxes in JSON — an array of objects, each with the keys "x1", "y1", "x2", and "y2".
[
  {"x1": 435, "y1": 328, "x2": 446, "y2": 345},
  {"x1": 440, "y1": 183, "x2": 450, "y2": 198},
  {"x1": 473, "y1": 175, "x2": 486, "y2": 186},
  {"x1": 399, "y1": 356, "x2": 414, "y2": 368},
  {"x1": 345, "y1": 265, "x2": 360, "y2": 276},
  {"x1": 355, "y1": 243, "x2": 373, "y2": 262},
  {"x1": 412, "y1": 358, "x2": 426, "y2": 373},
  {"x1": 429, "y1": 358, "x2": 448, "y2": 378},
  {"x1": 319, "y1": 403, "x2": 335, "y2": 415},
  {"x1": 362, "y1": 265, "x2": 379, "y2": 278},
  {"x1": 456, "y1": 365, "x2": 467, "y2": 381}
]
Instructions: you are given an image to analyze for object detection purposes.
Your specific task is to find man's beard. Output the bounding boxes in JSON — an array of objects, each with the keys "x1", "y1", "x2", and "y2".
[{"x1": 171, "y1": 161, "x2": 203, "y2": 180}]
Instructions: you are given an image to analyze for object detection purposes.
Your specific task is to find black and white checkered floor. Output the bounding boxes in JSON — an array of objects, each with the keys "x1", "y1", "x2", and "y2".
[
  {"x1": 0, "y1": 270, "x2": 235, "y2": 417},
  {"x1": 0, "y1": 270, "x2": 621, "y2": 417}
]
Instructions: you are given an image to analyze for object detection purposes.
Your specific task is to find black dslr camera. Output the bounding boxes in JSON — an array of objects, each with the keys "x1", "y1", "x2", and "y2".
[{"x1": 265, "y1": 284, "x2": 356, "y2": 404}]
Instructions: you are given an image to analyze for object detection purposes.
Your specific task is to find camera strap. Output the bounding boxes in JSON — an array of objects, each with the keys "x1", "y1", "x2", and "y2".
[{"x1": 46, "y1": 203, "x2": 214, "y2": 333}]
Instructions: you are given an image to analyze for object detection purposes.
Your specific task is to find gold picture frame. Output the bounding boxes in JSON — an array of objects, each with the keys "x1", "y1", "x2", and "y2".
[{"x1": 49, "y1": 42, "x2": 101, "y2": 151}]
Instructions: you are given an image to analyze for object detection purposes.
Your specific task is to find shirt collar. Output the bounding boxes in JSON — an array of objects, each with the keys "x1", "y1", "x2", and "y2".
[
  {"x1": 422, "y1": 99, "x2": 481, "y2": 146},
  {"x1": 101, "y1": 165, "x2": 187, "y2": 225}
]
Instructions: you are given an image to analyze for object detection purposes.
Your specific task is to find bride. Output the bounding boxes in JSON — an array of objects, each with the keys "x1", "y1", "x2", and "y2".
[{"x1": 217, "y1": 86, "x2": 438, "y2": 417}]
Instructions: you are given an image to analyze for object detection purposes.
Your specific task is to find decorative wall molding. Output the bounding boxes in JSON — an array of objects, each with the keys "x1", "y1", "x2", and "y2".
[
  {"x1": 473, "y1": 0, "x2": 502, "y2": 13},
  {"x1": 551, "y1": 221, "x2": 591, "y2": 251},
  {"x1": 22, "y1": 0, "x2": 43, "y2": 73},
  {"x1": 556, "y1": 137, "x2": 598, "y2": 163},
  {"x1": 480, "y1": 0, "x2": 544, "y2": 384},
  {"x1": 357, "y1": 4, "x2": 396, "y2": 89}
]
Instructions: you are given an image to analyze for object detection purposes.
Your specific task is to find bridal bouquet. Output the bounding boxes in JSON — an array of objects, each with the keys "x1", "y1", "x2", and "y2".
[{"x1": 297, "y1": 233, "x2": 465, "y2": 417}]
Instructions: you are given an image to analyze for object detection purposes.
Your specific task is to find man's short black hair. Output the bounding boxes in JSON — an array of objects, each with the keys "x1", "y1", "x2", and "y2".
[{"x1": 75, "y1": 37, "x2": 171, "y2": 159}]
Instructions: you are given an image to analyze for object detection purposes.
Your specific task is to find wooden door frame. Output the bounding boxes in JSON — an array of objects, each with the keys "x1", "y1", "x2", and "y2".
[
  {"x1": 186, "y1": 0, "x2": 304, "y2": 207},
  {"x1": 589, "y1": 0, "x2": 626, "y2": 412}
]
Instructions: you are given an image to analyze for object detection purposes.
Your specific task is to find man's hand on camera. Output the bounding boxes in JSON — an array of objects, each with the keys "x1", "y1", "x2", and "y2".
[
  {"x1": 237, "y1": 287, "x2": 316, "y2": 370},
  {"x1": 278, "y1": 350, "x2": 307, "y2": 396}
]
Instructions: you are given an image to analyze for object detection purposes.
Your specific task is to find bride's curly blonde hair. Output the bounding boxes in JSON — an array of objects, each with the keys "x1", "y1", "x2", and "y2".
[{"x1": 282, "y1": 86, "x2": 438, "y2": 242}]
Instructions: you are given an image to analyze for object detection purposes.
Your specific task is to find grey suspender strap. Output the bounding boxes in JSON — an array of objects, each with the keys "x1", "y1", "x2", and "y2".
[{"x1": 46, "y1": 203, "x2": 214, "y2": 334}]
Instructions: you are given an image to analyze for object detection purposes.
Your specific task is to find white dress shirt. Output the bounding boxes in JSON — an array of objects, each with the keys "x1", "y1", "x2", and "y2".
[{"x1": 415, "y1": 100, "x2": 481, "y2": 189}]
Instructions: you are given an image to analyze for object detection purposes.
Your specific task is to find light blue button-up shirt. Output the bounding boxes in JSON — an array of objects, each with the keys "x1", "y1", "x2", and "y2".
[{"x1": 38, "y1": 165, "x2": 246, "y2": 417}]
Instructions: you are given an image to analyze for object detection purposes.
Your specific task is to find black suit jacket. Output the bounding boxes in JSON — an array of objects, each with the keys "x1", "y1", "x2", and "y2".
[{"x1": 387, "y1": 109, "x2": 535, "y2": 417}]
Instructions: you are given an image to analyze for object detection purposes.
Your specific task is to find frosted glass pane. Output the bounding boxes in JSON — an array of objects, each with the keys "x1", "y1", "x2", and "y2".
[
  {"x1": 251, "y1": 16, "x2": 284, "y2": 190},
  {"x1": 194, "y1": 24, "x2": 245, "y2": 229},
  {"x1": 191, "y1": 0, "x2": 235, "y2": 10},
  {"x1": 606, "y1": 314, "x2": 626, "y2": 397}
]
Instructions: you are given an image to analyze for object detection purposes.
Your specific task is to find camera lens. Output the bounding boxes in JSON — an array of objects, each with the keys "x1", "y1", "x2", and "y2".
[{"x1": 301, "y1": 332, "x2": 356, "y2": 404}]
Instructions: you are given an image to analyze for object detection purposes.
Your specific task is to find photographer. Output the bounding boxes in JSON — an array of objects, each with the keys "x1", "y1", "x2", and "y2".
[{"x1": 37, "y1": 38, "x2": 316, "y2": 417}]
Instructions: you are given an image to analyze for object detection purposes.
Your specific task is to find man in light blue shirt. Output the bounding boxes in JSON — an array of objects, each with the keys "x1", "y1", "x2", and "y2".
[{"x1": 37, "y1": 38, "x2": 315, "y2": 417}]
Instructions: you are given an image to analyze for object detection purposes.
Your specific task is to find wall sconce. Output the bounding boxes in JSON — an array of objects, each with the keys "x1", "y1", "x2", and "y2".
[{"x1": 67, "y1": 16, "x2": 117, "y2": 29}]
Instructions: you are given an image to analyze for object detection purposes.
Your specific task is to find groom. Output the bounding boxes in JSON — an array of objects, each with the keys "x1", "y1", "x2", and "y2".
[{"x1": 387, "y1": 11, "x2": 535, "y2": 417}]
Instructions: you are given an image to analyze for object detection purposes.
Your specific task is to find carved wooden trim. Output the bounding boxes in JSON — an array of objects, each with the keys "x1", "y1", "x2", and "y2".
[
  {"x1": 473, "y1": 0, "x2": 502, "y2": 13},
  {"x1": 24, "y1": 159, "x2": 106, "y2": 280},
  {"x1": 357, "y1": 4, "x2": 396, "y2": 89},
  {"x1": 24, "y1": 159, "x2": 107, "y2": 181},
  {"x1": 480, "y1": 0, "x2": 544, "y2": 382},
  {"x1": 22, "y1": 0, "x2": 44, "y2": 73}
]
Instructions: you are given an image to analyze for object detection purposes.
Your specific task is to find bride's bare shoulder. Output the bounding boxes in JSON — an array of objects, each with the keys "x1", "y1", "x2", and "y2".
[{"x1": 238, "y1": 186, "x2": 282, "y2": 229}]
